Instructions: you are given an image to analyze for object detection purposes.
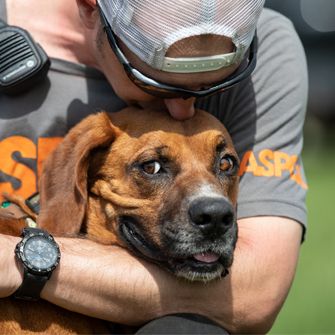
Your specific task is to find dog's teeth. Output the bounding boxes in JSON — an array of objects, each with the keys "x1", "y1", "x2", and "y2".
[{"x1": 193, "y1": 252, "x2": 220, "y2": 263}]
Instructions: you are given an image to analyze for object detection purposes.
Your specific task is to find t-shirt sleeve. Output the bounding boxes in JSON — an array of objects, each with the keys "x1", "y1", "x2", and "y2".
[{"x1": 229, "y1": 9, "x2": 308, "y2": 234}]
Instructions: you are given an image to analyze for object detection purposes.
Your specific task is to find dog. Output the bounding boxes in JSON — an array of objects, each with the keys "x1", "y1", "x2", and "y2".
[{"x1": 0, "y1": 107, "x2": 239, "y2": 334}]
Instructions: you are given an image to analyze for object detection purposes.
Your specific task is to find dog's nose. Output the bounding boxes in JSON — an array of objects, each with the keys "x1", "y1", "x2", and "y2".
[{"x1": 188, "y1": 197, "x2": 234, "y2": 234}]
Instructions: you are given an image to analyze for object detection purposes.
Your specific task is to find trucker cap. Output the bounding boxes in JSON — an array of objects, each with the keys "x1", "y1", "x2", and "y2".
[{"x1": 97, "y1": 0, "x2": 265, "y2": 73}]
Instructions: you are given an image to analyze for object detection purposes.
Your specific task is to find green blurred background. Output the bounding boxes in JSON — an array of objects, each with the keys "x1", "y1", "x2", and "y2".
[
  {"x1": 270, "y1": 118, "x2": 335, "y2": 334},
  {"x1": 264, "y1": 1, "x2": 335, "y2": 333}
]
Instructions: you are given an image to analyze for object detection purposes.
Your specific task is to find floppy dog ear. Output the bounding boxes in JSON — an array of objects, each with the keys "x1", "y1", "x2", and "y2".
[{"x1": 38, "y1": 112, "x2": 118, "y2": 236}]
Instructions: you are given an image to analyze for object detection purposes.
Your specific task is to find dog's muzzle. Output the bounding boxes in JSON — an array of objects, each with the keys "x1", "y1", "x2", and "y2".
[
  {"x1": 119, "y1": 216, "x2": 167, "y2": 263},
  {"x1": 118, "y1": 196, "x2": 237, "y2": 282},
  {"x1": 162, "y1": 196, "x2": 237, "y2": 282}
]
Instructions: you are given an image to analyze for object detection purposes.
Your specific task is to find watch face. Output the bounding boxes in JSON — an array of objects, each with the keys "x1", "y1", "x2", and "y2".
[{"x1": 23, "y1": 235, "x2": 59, "y2": 271}]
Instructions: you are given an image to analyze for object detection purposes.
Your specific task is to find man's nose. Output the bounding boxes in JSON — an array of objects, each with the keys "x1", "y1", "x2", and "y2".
[{"x1": 164, "y1": 97, "x2": 196, "y2": 120}]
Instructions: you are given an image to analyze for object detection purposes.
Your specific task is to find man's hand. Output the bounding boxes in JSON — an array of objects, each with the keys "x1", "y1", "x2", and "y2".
[{"x1": 0, "y1": 235, "x2": 22, "y2": 298}]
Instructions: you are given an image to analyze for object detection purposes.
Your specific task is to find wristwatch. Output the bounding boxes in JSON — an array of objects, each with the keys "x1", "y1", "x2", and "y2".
[{"x1": 13, "y1": 227, "x2": 61, "y2": 301}]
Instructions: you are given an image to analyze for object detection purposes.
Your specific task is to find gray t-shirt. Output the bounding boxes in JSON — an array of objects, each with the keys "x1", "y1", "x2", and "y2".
[{"x1": 0, "y1": 6, "x2": 308, "y2": 234}]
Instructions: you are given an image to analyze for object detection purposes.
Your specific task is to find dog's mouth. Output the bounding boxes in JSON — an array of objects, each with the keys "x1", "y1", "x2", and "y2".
[
  {"x1": 167, "y1": 251, "x2": 230, "y2": 282},
  {"x1": 119, "y1": 217, "x2": 167, "y2": 263},
  {"x1": 119, "y1": 216, "x2": 231, "y2": 282}
]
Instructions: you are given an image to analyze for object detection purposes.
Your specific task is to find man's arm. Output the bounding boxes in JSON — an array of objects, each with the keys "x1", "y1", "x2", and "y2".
[
  {"x1": 1, "y1": 216, "x2": 302, "y2": 333},
  {"x1": 0, "y1": 234, "x2": 23, "y2": 298},
  {"x1": 217, "y1": 217, "x2": 302, "y2": 333}
]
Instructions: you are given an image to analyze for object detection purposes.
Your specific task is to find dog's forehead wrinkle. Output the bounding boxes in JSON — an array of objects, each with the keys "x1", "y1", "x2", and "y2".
[
  {"x1": 132, "y1": 144, "x2": 170, "y2": 161},
  {"x1": 214, "y1": 134, "x2": 228, "y2": 150},
  {"x1": 127, "y1": 136, "x2": 207, "y2": 169}
]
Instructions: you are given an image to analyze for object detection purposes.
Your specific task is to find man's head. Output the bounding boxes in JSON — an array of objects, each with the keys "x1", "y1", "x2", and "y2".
[{"x1": 76, "y1": 0, "x2": 264, "y2": 119}]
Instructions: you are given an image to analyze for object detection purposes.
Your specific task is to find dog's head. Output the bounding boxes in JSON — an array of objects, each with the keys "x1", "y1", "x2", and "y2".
[{"x1": 38, "y1": 107, "x2": 239, "y2": 282}]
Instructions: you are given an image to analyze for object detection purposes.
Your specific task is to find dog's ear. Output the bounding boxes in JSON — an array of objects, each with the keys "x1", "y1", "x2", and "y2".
[{"x1": 38, "y1": 112, "x2": 118, "y2": 236}]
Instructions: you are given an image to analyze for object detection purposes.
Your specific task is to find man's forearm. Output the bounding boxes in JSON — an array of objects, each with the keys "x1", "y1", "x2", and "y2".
[
  {"x1": 41, "y1": 238, "x2": 167, "y2": 324},
  {"x1": 0, "y1": 235, "x2": 22, "y2": 298},
  {"x1": 0, "y1": 217, "x2": 302, "y2": 333},
  {"x1": 42, "y1": 217, "x2": 301, "y2": 333}
]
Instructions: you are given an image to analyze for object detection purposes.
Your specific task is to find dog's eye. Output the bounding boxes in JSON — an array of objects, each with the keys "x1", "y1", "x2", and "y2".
[
  {"x1": 220, "y1": 156, "x2": 235, "y2": 173},
  {"x1": 141, "y1": 161, "x2": 162, "y2": 175}
]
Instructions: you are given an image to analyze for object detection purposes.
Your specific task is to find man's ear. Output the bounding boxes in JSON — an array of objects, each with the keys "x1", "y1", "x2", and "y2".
[{"x1": 76, "y1": 0, "x2": 99, "y2": 29}]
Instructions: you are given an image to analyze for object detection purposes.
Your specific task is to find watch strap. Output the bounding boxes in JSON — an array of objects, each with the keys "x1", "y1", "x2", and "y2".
[
  {"x1": 22, "y1": 226, "x2": 42, "y2": 235},
  {"x1": 13, "y1": 271, "x2": 49, "y2": 301}
]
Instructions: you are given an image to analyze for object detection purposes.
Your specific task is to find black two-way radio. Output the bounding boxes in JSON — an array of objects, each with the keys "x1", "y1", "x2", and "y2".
[{"x1": 0, "y1": 19, "x2": 50, "y2": 95}]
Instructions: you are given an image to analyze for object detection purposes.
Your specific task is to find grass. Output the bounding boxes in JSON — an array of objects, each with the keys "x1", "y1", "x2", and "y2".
[{"x1": 270, "y1": 119, "x2": 335, "y2": 334}]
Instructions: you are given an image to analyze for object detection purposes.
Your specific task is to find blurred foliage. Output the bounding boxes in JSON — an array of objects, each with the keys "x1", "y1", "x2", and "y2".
[{"x1": 270, "y1": 116, "x2": 335, "y2": 334}]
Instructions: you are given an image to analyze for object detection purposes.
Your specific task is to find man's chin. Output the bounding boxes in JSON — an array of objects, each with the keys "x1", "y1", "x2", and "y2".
[{"x1": 163, "y1": 98, "x2": 196, "y2": 121}]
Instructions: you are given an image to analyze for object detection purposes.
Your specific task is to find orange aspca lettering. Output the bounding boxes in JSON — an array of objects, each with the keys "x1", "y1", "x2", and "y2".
[
  {"x1": 274, "y1": 151, "x2": 298, "y2": 177},
  {"x1": 0, "y1": 136, "x2": 63, "y2": 201},
  {"x1": 0, "y1": 136, "x2": 36, "y2": 199},
  {"x1": 37, "y1": 137, "x2": 63, "y2": 177},
  {"x1": 239, "y1": 151, "x2": 259, "y2": 176},
  {"x1": 290, "y1": 164, "x2": 308, "y2": 189},
  {"x1": 258, "y1": 149, "x2": 275, "y2": 177},
  {"x1": 238, "y1": 149, "x2": 308, "y2": 189}
]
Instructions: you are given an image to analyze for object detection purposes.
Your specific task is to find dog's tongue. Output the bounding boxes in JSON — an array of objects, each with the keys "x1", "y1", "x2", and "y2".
[{"x1": 193, "y1": 252, "x2": 220, "y2": 263}]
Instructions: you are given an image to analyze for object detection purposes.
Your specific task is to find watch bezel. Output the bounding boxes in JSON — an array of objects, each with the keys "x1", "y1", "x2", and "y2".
[{"x1": 15, "y1": 230, "x2": 61, "y2": 276}]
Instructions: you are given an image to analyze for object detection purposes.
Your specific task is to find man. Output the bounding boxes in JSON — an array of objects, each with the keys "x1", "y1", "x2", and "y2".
[{"x1": 0, "y1": 0, "x2": 307, "y2": 333}]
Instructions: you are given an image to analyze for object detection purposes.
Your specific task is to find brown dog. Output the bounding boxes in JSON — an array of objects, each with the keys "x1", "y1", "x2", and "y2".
[{"x1": 0, "y1": 107, "x2": 239, "y2": 333}]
